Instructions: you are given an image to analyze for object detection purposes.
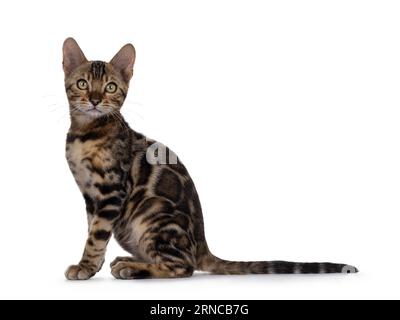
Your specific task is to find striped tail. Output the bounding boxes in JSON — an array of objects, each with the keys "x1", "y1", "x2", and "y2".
[{"x1": 198, "y1": 252, "x2": 358, "y2": 275}]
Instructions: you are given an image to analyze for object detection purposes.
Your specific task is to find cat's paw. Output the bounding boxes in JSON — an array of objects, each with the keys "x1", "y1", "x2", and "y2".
[
  {"x1": 111, "y1": 261, "x2": 130, "y2": 279},
  {"x1": 110, "y1": 256, "x2": 138, "y2": 268},
  {"x1": 65, "y1": 264, "x2": 95, "y2": 280},
  {"x1": 111, "y1": 261, "x2": 151, "y2": 279},
  {"x1": 111, "y1": 261, "x2": 136, "y2": 279}
]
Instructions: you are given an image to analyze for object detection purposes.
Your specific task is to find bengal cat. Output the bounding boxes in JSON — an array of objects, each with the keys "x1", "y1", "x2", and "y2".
[{"x1": 63, "y1": 38, "x2": 358, "y2": 280}]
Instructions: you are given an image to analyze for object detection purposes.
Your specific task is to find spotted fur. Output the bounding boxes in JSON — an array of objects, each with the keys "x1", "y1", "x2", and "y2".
[{"x1": 62, "y1": 38, "x2": 358, "y2": 280}]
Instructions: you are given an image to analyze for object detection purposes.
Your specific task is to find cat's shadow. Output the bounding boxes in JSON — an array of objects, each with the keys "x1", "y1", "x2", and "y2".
[{"x1": 63, "y1": 271, "x2": 350, "y2": 285}]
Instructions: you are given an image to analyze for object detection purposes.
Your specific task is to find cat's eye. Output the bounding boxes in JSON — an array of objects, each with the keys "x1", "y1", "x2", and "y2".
[
  {"x1": 105, "y1": 82, "x2": 117, "y2": 93},
  {"x1": 77, "y1": 79, "x2": 88, "y2": 90}
]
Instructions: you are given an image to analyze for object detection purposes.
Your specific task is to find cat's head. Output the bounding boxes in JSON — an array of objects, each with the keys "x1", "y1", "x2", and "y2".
[{"x1": 62, "y1": 37, "x2": 135, "y2": 121}]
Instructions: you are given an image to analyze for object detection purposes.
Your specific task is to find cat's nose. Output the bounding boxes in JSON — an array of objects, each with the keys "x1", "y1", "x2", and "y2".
[{"x1": 90, "y1": 99, "x2": 101, "y2": 106}]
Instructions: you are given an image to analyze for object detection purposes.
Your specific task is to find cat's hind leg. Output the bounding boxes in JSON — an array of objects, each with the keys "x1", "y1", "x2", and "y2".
[{"x1": 111, "y1": 218, "x2": 195, "y2": 279}]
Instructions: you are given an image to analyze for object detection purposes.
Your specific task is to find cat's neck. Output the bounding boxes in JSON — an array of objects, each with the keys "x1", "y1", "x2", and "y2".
[{"x1": 69, "y1": 112, "x2": 126, "y2": 134}]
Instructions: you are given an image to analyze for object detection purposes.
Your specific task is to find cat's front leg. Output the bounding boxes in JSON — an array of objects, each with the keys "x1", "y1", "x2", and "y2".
[
  {"x1": 65, "y1": 192, "x2": 124, "y2": 280},
  {"x1": 65, "y1": 216, "x2": 114, "y2": 280}
]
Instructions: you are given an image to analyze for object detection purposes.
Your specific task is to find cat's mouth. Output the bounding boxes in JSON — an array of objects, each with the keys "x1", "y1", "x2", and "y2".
[{"x1": 86, "y1": 107, "x2": 103, "y2": 116}]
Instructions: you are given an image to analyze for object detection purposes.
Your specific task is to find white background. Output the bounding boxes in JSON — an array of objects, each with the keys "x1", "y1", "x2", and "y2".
[{"x1": 0, "y1": 0, "x2": 399, "y2": 300}]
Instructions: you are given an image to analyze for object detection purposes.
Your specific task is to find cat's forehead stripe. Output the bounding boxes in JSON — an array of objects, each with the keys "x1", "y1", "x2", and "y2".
[{"x1": 90, "y1": 61, "x2": 106, "y2": 80}]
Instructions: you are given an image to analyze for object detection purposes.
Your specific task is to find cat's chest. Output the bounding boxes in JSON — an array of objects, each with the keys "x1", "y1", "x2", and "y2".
[{"x1": 66, "y1": 139, "x2": 112, "y2": 194}]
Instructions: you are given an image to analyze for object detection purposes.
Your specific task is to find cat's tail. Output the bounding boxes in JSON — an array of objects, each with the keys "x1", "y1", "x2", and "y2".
[{"x1": 196, "y1": 247, "x2": 358, "y2": 275}]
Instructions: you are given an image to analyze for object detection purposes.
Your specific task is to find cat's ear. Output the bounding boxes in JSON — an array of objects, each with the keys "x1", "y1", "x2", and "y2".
[
  {"x1": 110, "y1": 44, "x2": 136, "y2": 82},
  {"x1": 62, "y1": 37, "x2": 87, "y2": 76}
]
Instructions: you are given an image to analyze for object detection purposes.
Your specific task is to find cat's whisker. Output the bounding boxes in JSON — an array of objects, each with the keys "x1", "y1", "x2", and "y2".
[
  {"x1": 111, "y1": 112, "x2": 129, "y2": 132},
  {"x1": 41, "y1": 94, "x2": 63, "y2": 98},
  {"x1": 47, "y1": 103, "x2": 64, "y2": 108},
  {"x1": 113, "y1": 111, "x2": 130, "y2": 132},
  {"x1": 109, "y1": 112, "x2": 123, "y2": 131},
  {"x1": 56, "y1": 112, "x2": 71, "y2": 123},
  {"x1": 117, "y1": 107, "x2": 145, "y2": 123},
  {"x1": 49, "y1": 108, "x2": 64, "y2": 114},
  {"x1": 124, "y1": 100, "x2": 144, "y2": 107},
  {"x1": 49, "y1": 106, "x2": 68, "y2": 113}
]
